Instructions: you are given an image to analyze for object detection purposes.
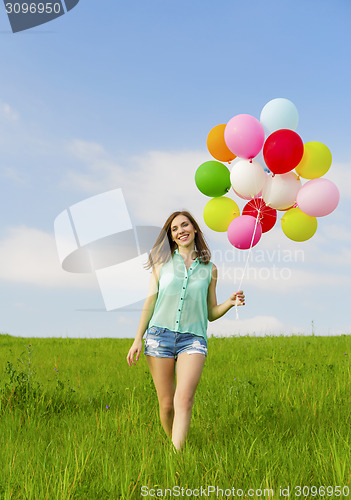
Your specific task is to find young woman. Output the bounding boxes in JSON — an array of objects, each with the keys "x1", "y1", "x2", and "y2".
[{"x1": 126, "y1": 211, "x2": 245, "y2": 450}]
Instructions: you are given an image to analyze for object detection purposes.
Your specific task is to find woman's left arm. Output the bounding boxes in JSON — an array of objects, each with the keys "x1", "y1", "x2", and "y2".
[{"x1": 207, "y1": 264, "x2": 245, "y2": 322}]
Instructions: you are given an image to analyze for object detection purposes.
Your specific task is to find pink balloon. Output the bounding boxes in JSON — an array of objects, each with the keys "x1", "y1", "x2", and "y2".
[
  {"x1": 227, "y1": 215, "x2": 262, "y2": 250},
  {"x1": 224, "y1": 114, "x2": 265, "y2": 160},
  {"x1": 296, "y1": 178, "x2": 340, "y2": 217}
]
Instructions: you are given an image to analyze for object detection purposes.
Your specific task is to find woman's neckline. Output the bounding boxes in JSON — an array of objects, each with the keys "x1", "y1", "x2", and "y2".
[{"x1": 175, "y1": 249, "x2": 199, "y2": 271}]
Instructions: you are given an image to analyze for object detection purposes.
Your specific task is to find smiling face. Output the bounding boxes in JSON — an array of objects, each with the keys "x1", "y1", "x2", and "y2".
[{"x1": 170, "y1": 214, "x2": 197, "y2": 249}]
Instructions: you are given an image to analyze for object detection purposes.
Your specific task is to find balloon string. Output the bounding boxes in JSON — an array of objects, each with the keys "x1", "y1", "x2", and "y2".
[{"x1": 235, "y1": 210, "x2": 261, "y2": 320}]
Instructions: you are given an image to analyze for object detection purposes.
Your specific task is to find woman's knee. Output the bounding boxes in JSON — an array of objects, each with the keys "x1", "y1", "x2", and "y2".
[
  {"x1": 159, "y1": 396, "x2": 174, "y2": 415},
  {"x1": 174, "y1": 391, "x2": 194, "y2": 413}
]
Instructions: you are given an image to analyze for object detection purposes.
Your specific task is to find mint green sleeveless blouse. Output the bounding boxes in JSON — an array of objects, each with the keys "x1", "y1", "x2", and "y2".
[{"x1": 148, "y1": 249, "x2": 213, "y2": 340}]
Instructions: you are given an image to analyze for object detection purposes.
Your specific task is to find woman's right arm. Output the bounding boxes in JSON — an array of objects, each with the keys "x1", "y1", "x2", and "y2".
[{"x1": 126, "y1": 265, "x2": 160, "y2": 366}]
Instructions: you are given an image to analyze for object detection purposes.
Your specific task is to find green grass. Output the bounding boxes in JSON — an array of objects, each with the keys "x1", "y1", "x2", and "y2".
[{"x1": 0, "y1": 333, "x2": 351, "y2": 499}]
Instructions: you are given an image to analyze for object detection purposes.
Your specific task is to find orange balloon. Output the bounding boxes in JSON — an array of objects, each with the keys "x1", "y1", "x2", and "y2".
[{"x1": 207, "y1": 124, "x2": 236, "y2": 163}]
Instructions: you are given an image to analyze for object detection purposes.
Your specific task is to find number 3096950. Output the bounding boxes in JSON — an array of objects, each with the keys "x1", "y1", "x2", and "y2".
[
  {"x1": 5, "y1": 3, "x2": 63, "y2": 14},
  {"x1": 294, "y1": 485, "x2": 349, "y2": 497}
]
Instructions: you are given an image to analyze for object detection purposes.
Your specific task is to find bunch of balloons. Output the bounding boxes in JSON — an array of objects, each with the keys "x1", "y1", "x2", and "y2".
[{"x1": 195, "y1": 98, "x2": 340, "y2": 249}]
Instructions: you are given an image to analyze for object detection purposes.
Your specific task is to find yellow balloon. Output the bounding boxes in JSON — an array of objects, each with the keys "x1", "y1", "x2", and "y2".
[
  {"x1": 281, "y1": 207, "x2": 317, "y2": 242},
  {"x1": 203, "y1": 196, "x2": 240, "y2": 232},
  {"x1": 295, "y1": 141, "x2": 332, "y2": 179}
]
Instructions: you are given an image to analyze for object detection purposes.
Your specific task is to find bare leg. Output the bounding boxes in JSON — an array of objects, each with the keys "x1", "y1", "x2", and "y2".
[
  {"x1": 146, "y1": 355, "x2": 176, "y2": 437},
  {"x1": 172, "y1": 353, "x2": 206, "y2": 450}
]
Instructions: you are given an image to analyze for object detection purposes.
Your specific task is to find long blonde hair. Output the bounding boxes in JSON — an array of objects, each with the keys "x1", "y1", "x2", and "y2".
[{"x1": 145, "y1": 211, "x2": 211, "y2": 269}]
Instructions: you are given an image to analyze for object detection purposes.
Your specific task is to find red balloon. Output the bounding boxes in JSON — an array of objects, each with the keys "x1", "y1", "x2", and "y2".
[
  {"x1": 263, "y1": 129, "x2": 304, "y2": 174},
  {"x1": 242, "y1": 198, "x2": 277, "y2": 233}
]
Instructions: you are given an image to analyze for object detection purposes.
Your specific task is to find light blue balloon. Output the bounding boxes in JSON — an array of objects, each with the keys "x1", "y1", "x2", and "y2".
[{"x1": 260, "y1": 98, "x2": 299, "y2": 135}]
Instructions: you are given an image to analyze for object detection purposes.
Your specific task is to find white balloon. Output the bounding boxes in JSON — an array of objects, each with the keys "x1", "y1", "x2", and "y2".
[
  {"x1": 233, "y1": 188, "x2": 263, "y2": 200},
  {"x1": 262, "y1": 172, "x2": 302, "y2": 210},
  {"x1": 230, "y1": 159, "x2": 267, "y2": 199},
  {"x1": 260, "y1": 98, "x2": 299, "y2": 135}
]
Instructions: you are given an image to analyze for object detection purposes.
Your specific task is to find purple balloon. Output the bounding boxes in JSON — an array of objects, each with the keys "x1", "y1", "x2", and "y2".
[
  {"x1": 297, "y1": 178, "x2": 340, "y2": 217},
  {"x1": 224, "y1": 114, "x2": 265, "y2": 160},
  {"x1": 227, "y1": 215, "x2": 262, "y2": 250}
]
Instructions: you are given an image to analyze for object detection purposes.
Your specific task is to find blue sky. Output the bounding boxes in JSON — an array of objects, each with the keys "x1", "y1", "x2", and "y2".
[{"x1": 0, "y1": 0, "x2": 350, "y2": 338}]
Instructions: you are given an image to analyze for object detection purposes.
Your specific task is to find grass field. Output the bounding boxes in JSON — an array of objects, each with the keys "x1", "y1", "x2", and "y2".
[{"x1": 0, "y1": 333, "x2": 351, "y2": 499}]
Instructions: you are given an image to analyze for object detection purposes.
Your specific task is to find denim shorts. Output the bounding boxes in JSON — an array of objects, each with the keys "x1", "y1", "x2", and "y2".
[{"x1": 144, "y1": 326, "x2": 207, "y2": 359}]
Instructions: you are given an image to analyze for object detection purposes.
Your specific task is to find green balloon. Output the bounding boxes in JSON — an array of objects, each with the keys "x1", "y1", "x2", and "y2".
[{"x1": 195, "y1": 161, "x2": 231, "y2": 197}]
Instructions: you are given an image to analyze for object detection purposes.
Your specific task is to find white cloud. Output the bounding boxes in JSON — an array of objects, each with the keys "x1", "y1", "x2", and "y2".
[
  {"x1": 63, "y1": 140, "x2": 210, "y2": 225},
  {"x1": 314, "y1": 247, "x2": 351, "y2": 267},
  {"x1": 318, "y1": 223, "x2": 351, "y2": 243},
  {"x1": 126, "y1": 150, "x2": 210, "y2": 224},
  {"x1": 0, "y1": 225, "x2": 96, "y2": 289},
  {"x1": 116, "y1": 315, "x2": 135, "y2": 326},
  {"x1": 0, "y1": 165, "x2": 27, "y2": 184},
  {"x1": 68, "y1": 140, "x2": 106, "y2": 162},
  {"x1": 208, "y1": 315, "x2": 351, "y2": 337},
  {"x1": 0, "y1": 101, "x2": 19, "y2": 122},
  {"x1": 207, "y1": 315, "x2": 306, "y2": 337},
  {"x1": 62, "y1": 140, "x2": 124, "y2": 193},
  {"x1": 327, "y1": 162, "x2": 351, "y2": 199}
]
